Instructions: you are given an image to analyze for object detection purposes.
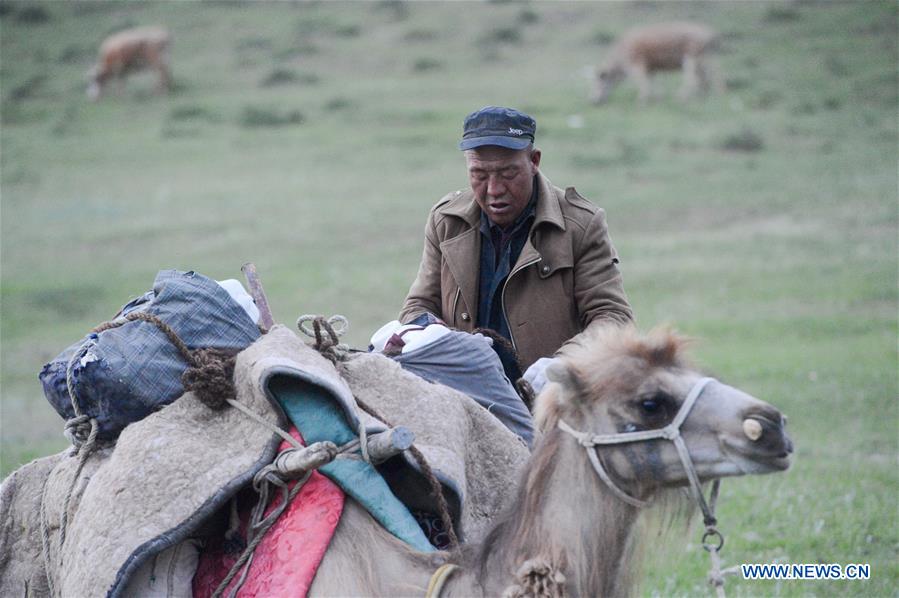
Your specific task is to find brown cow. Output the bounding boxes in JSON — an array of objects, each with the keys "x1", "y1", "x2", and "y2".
[
  {"x1": 591, "y1": 22, "x2": 721, "y2": 104},
  {"x1": 87, "y1": 26, "x2": 172, "y2": 101}
]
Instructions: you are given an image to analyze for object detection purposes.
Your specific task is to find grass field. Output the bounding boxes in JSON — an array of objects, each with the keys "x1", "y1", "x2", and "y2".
[{"x1": 1, "y1": 1, "x2": 896, "y2": 595}]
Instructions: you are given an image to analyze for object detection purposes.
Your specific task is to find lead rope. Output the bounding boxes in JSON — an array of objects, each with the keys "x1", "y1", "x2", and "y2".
[{"x1": 702, "y1": 479, "x2": 739, "y2": 597}]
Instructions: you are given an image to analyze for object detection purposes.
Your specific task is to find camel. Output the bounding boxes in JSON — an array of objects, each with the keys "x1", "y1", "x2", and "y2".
[
  {"x1": 591, "y1": 22, "x2": 722, "y2": 105},
  {"x1": 86, "y1": 26, "x2": 171, "y2": 101},
  {"x1": 307, "y1": 325, "x2": 793, "y2": 596}
]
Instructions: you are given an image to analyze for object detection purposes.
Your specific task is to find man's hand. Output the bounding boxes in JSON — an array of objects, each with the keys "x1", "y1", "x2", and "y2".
[{"x1": 523, "y1": 357, "x2": 557, "y2": 396}]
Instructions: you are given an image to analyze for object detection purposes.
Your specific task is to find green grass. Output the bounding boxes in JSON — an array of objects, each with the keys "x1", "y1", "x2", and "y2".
[{"x1": 1, "y1": 1, "x2": 896, "y2": 595}]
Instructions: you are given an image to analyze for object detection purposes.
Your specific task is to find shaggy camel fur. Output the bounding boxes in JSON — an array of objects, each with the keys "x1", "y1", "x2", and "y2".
[
  {"x1": 592, "y1": 22, "x2": 721, "y2": 104},
  {"x1": 308, "y1": 326, "x2": 793, "y2": 597}
]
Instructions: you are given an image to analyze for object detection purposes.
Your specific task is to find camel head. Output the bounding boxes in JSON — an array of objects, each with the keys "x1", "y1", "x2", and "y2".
[
  {"x1": 535, "y1": 326, "x2": 793, "y2": 502},
  {"x1": 591, "y1": 64, "x2": 625, "y2": 104},
  {"x1": 86, "y1": 65, "x2": 105, "y2": 101}
]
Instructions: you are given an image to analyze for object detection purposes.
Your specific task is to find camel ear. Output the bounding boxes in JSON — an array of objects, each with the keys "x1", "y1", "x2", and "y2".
[
  {"x1": 545, "y1": 360, "x2": 575, "y2": 389},
  {"x1": 544, "y1": 360, "x2": 589, "y2": 406}
]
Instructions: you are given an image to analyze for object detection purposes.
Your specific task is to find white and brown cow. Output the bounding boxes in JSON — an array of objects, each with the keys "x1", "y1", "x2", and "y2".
[
  {"x1": 87, "y1": 26, "x2": 172, "y2": 101},
  {"x1": 592, "y1": 22, "x2": 722, "y2": 104}
]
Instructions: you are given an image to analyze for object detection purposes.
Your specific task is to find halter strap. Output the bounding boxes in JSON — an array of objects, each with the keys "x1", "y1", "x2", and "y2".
[
  {"x1": 557, "y1": 377, "x2": 716, "y2": 518},
  {"x1": 557, "y1": 376, "x2": 732, "y2": 596}
]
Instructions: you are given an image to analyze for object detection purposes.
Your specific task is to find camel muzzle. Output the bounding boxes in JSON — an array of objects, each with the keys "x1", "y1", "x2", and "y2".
[{"x1": 743, "y1": 410, "x2": 793, "y2": 455}]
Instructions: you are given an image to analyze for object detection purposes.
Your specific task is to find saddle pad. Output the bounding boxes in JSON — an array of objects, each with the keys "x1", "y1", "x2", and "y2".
[
  {"x1": 267, "y1": 374, "x2": 435, "y2": 553},
  {"x1": 192, "y1": 428, "x2": 345, "y2": 598}
]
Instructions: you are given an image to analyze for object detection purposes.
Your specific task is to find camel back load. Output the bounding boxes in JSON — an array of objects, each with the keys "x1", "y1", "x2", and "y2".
[{"x1": 0, "y1": 271, "x2": 792, "y2": 597}]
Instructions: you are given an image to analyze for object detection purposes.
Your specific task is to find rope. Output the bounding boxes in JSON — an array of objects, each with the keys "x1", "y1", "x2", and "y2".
[
  {"x1": 212, "y1": 432, "x2": 370, "y2": 597},
  {"x1": 58, "y1": 418, "x2": 98, "y2": 550},
  {"x1": 181, "y1": 348, "x2": 239, "y2": 410},
  {"x1": 703, "y1": 479, "x2": 738, "y2": 597},
  {"x1": 298, "y1": 314, "x2": 459, "y2": 550},
  {"x1": 212, "y1": 470, "x2": 313, "y2": 598},
  {"x1": 63, "y1": 339, "x2": 103, "y2": 449},
  {"x1": 225, "y1": 399, "x2": 303, "y2": 450},
  {"x1": 352, "y1": 394, "x2": 460, "y2": 550},
  {"x1": 472, "y1": 327, "x2": 519, "y2": 366},
  {"x1": 515, "y1": 378, "x2": 537, "y2": 413},
  {"x1": 707, "y1": 544, "x2": 727, "y2": 598},
  {"x1": 296, "y1": 314, "x2": 349, "y2": 364},
  {"x1": 39, "y1": 471, "x2": 57, "y2": 598},
  {"x1": 45, "y1": 309, "x2": 243, "y2": 590},
  {"x1": 426, "y1": 563, "x2": 460, "y2": 598},
  {"x1": 557, "y1": 377, "x2": 737, "y2": 596},
  {"x1": 62, "y1": 415, "x2": 91, "y2": 447}
]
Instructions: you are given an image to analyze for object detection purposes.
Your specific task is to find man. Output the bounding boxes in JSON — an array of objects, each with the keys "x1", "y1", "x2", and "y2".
[{"x1": 399, "y1": 106, "x2": 633, "y2": 390}]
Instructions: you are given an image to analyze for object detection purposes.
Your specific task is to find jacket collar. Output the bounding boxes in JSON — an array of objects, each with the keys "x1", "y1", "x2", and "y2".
[
  {"x1": 439, "y1": 172, "x2": 572, "y2": 323},
  {"x1": 441, "y1": 172, "x2": 566, "y2": 232}
]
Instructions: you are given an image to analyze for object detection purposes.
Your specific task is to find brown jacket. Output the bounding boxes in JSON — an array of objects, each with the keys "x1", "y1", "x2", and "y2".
[{"x1": 399, "y1": 173, "x2": 633, "y2": 369}]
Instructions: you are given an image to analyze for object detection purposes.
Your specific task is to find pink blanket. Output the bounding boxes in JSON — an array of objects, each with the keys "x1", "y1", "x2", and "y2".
[{"x1": 193, "y1": 429, "x2": 345, "y2": 597}]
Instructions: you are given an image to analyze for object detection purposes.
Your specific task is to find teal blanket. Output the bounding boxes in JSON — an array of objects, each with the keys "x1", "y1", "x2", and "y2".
[{"x1": 268, "y1": 375, "x2": 434, "y2": 553}]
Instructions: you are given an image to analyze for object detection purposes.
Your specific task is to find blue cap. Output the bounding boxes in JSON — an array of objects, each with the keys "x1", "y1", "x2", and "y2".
[{"x1": 459, "y1": 106, "x2": 536, "y2": 151}]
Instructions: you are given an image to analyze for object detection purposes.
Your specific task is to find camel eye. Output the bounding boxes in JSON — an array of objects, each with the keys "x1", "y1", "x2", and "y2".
[
  {"x1": 637, "y1": 392, "x2": 674, "y2": 417},
  {"x1": 641, "y1": 399, "x2": 660, "y2": 413}
]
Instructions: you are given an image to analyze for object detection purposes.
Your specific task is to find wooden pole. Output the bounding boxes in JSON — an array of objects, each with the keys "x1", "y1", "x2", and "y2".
[{"x1": 241, "y1": 262, "x2": 275, "y2": 331}]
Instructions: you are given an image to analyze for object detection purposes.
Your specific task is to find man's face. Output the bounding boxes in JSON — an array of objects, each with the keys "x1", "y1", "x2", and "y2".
[{"x1": 465, "y1": 145, "x2": 541, "y2": 228}]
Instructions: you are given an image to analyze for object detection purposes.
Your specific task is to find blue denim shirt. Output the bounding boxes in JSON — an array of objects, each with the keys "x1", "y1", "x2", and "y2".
[{"x1": 476, "y1": 187, "x2": 538, "y2": 345}]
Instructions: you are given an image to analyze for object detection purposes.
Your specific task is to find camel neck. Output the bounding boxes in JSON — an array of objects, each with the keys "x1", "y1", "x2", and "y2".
[{"x1": 472, "y1": 428, "x2": 640, "y2": 596}]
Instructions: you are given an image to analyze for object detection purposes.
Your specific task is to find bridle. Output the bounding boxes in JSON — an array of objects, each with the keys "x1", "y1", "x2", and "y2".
[
  {"x1": 557, "y1": 376, "x2": 716, "y2": 518},
  {"x1": 557, "y1": 376, "x2": 734, "y2": 596}
]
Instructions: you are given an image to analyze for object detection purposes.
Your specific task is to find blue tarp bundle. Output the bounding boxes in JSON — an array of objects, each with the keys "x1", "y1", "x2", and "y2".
[
  {"x1": 393, "y1": 331, "x2": 535, "y2": 447},
  {"x1": 39, "y1": 270, "x2": 261, "y2": 440}
]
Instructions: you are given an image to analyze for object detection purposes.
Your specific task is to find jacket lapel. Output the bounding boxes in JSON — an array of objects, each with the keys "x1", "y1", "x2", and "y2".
[
  {"x1": 513, "y1": 174, "x2": 570, "y2": 273},
  {"x1": 438, "y1": 173, "x2": 573, "y2": 314},
  {"x1": 440, "y1": 192, "x2": 482, "y2": 318}
]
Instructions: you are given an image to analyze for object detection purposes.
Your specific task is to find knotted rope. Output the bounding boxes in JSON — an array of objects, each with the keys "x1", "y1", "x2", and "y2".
[
  {"x1": 296, "y1": 314, "x2": 349, "y2": 363},
  {"x1": 43, "y1": 310, "x2": 243, "y2": 596},
  {"x1": 211, "y1": 433, "x2": 380, "y2": 598},
  {"x1": 93, "y1": 311, "x2": 239, "y2": 410},
  {"x1": 298, "y1": 314, "x2": 460, "y2": 551}
]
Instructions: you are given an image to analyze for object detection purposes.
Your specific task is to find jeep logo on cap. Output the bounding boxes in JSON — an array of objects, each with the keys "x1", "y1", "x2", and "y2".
[{"x1": 508, "y1": 127, "x2": 523, "y2": 136}]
